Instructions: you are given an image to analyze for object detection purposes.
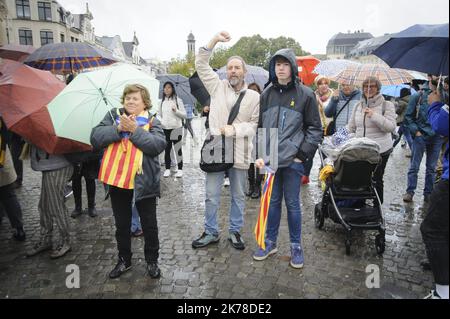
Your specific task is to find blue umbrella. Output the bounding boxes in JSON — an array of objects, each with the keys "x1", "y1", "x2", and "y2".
[
  {"x1": 216, "y1": 65, "x2": 268, "y2": 91},
  {"x1": 24, "y1": 42, "x2": 117, "y2": 75},
  {"x1": 373, "y1": 23, "x2": 449, "y2": 76},
  {"x1": 156, "y1": 74, "x2": 196, "y2": 106},
  {"x1": 381, "y1": 84, "x2": 417, "y2": 98}
]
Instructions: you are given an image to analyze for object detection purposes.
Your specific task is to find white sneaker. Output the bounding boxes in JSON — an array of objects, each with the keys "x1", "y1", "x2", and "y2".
[
  {"x1": 163, "y1": 169, "x2": 171, "y2": 178},
  {"x1": 223, "y1": 177, "x2": 230, "y2": 187},
  {"x1": 175, "y1": 170, "x2": 183, "y2": 178}
]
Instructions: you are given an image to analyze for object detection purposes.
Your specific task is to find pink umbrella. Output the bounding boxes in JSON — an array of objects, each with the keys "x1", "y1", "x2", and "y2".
[{"x1": 0, "y1": 44, "x2": 36, "y2": 62}]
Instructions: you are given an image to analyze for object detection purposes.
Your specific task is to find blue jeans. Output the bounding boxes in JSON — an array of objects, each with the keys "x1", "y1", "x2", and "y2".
[
  {"x1": 131, "y1": 194, "x2": 142, "y2": 233},
  {"x1": 407, "y1": 135, "x2": 443, "y2": 196},
  {"x1": 205, "y1": 168, "x2": 247, "y2": 236},
  {"x1": 394, "y1": 124, "x2": 414, "y2": 150},
  {"x1": 266, "y1": 161, "x2": 304, "y2": 244}
]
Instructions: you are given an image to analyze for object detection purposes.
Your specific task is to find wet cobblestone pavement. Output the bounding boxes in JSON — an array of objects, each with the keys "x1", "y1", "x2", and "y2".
[{"x1": 0, "y1": 119, "x2": 434, "y2": 299}]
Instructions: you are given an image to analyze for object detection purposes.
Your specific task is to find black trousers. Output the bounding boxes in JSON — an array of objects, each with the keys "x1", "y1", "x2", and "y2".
[
  {"x1": 8, "y1": 133, "x2": 24, "y2": 183},
  {"x1": 109, "y1": 186, "x2": 159, "y2": 264},
  {"x1": 72, "y1": 164, "x2": 96, "y2": 210},
  {"x1": 0, "y1": 183, "x2": 23, "y2": 229},
  {"x1": 248, "y1": 163, "x2": 263, "y2": 188},
  {"x1": 373, "y1": 149, "x2": 392, "y2": 204},
  {"x1": 163, "y1": 128, "x2": 183, "y2": 170},
  {"x1": 421, "y1": 180, "x2": 449, "y2": 285}
]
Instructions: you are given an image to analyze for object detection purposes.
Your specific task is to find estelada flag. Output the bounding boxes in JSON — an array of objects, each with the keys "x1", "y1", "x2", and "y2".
[
  {"x1": 98, "y1": 115, "x2": 154, "y2": 190},
  {"x1": 254, "y1": 166, "x2": 275, "y2": 250}
]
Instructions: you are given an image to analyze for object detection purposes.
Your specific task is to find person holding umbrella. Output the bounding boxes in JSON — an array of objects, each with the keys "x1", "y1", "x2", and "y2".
[
  {"x1": 347, "y1": 76, "x2": 397, "y2": 205},
  {"x1": 91, "y1": 84, "x2": 166, "y2": 279},
  {"x1": 157, "y1": 82, "x2": 187, "y2": 178}
]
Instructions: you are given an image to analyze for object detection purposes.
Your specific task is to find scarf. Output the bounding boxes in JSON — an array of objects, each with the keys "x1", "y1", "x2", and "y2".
[
  {"x1": 0, "y1": 118, "x2": 7, "y2": 168},
  {"x1": 98, "y1": 112, "x2": 154, "y2": 190}
]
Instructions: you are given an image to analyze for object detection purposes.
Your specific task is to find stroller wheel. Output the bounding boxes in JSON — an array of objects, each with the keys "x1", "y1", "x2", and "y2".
[
  {"x1": 314, "y1": 203, "x2": 324, "y2": 229},
  {"x1": 375, "y1": 234, "x2": 385, "y2": 255},
  {"x1": 345, "y1": 240, "x2": 351, "y2": 255}
]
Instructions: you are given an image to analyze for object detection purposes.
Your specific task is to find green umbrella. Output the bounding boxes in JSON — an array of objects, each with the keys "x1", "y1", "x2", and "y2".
[{"x1": 47, "y1": 63, "x2": 160, "y2": 145}]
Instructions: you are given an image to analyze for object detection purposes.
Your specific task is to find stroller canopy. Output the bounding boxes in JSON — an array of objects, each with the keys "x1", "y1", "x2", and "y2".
[{"x1": 335, "y1": 138, "x2": 381, "y2": 170}]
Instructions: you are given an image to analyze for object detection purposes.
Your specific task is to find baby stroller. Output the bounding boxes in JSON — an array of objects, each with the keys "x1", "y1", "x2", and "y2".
[{"x1": 314, "y1": 138, "x2": 386, "y2": 255}]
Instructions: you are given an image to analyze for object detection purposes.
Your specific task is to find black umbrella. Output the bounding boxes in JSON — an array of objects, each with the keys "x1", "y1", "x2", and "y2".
[
  {"x1": 156, "y1": 74, "x2": 196, "y2": 106},
  {"x1": 189, "y1": 71, "x2": 211, "y2": 106}
]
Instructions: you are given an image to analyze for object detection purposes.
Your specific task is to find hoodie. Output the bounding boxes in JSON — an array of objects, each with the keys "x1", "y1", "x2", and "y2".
[{"x1": 259, "y1": 48, "x2": 323, "y2": 169}]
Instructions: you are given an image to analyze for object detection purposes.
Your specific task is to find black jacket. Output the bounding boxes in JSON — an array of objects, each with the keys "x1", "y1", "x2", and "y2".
[{"x1": 258, "y1": 49, "x2": 323, "y2": 168}]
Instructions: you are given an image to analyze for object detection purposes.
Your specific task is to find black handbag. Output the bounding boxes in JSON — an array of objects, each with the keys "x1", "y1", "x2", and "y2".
[
  {"x1": 199, "y1": 92, "x2": 246, "y2": 173},
  {"x1": 325, "y1": 97, "x2": 353, "y2": 136}
]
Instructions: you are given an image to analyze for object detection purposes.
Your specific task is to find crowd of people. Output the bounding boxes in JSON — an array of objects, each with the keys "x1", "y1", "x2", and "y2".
[{"x1": 0, "y1": 31, "x2": 448, "y2": 299}]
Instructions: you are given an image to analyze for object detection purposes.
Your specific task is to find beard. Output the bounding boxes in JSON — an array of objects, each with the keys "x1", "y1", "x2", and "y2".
[{"x1": 229, "y1": 76, "x2": 244, "y2": 88}]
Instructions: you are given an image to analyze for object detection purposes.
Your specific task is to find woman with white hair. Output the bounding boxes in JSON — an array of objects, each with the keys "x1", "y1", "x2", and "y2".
[{"x1": 348, "y1": 76, "x2": 397, "y2": 204}]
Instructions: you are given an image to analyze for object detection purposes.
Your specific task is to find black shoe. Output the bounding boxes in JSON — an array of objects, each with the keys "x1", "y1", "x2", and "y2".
[
  {"x1": 421, "y1": 259, "x2": 432, "y2": 271},
  {"x1": 71, "y1": 208, "x2": 82, "y2": 219},
  {"x1": 228, "y1": 232, "x2": 245, "y2": 250},
  {"x1": 87, "y1": 207, "x2": 98, "y2": 218},
  {"x1": 146, "y1": 263, "x2": 161, "y2": 278},
  {"x1": 109, "y1": 258, "x2": 132, "y2": 279},
  {"x1": 13, "y1": 227, "x2": 26, "y2": 241}
]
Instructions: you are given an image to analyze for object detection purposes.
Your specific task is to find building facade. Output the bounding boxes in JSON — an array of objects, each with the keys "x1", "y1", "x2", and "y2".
[
  {"x1": 0, "y1": 0, "x2": 8, "y2": 45},
  {"x1": 1, "y1": 0, "x2": 95, "y2": 47},
  {"x1": 326, "y1": 30, "x2": 373, "y2": 59},
  {"x1": 347, "y1": 34, "x2": 391, "y2": 65},
  {"x1": 187, "y1": 31, "x2": 195, "y2": 56}
]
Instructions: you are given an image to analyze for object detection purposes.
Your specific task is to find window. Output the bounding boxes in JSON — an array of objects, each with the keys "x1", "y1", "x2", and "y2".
[
  {"x1": 19, "y1": 29, "x2": 33, "y2": 45},
  {"x1": 40, "y1": 31, "x2": 53, "y2": 45},
  {"x1": 38, "y1": 2, "x2": 52, "y2": 21},
  {"x1": 71, "y1": 36, "x2": 75, "y2": 42},
  {"x1": 60, "y1": 34, "x2": 65, "y2": 43},
  {"x1": 16, "y1": 0, "x2": 31, "y2": 19}
]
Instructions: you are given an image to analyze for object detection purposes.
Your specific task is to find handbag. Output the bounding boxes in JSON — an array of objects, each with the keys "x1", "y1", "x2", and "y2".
[
  {"x1": 199, "y1": 92, "x2": 246, "y2": 173},
  {"x1": 325, "y1": 97, "x2": 353, "y2": 136}
]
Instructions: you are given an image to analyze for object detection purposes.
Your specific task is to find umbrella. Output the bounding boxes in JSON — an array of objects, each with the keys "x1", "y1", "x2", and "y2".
[
  {"x1": 156, "y1": 74, "x2": 197, "y2": 106},
  {"x1": 0, "y1": 44, "x2": 36, "y2": 62},
  {"x1": 47, "y1": 63, "x2": 160, "y2": 145},
  {"x1": 296, "y1": 56, "x2": 320, "y2": 86},
  {"x1": 189, "y1": 71, "x2": 211, "y2": 106},
  {"x1": 216, "y1": 65, "x2": 269, "y2": 91},
  {"x1": 255, "y1": 166, "x2": 275, "y2": 250},
  {"x1": 330, "y1": 64, "x2": 414, "y2": 86},
  {"x1": 381, "y1": 84, "x2": 417, "y2": 98},
  {"x1": 0, "y1": 59, "x2": 89, "y2": 154},
  {"x1": 24, "y1": 42, "x2": 117, "y2": 75},
  {"x1": 313, "y1": 59, "x2": 360, "y2": 77},
  {"x1": 373, "y1": 23, "x2": 449, "y2": 76}
]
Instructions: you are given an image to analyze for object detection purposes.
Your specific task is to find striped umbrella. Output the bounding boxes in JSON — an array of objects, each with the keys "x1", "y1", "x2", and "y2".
[
  {"x1": 313, "y1": 59, "x2": 360, "y2": 77},
  {"x1": 255, "y1": 166, "x2": 275, "y2": 250},
  {"x1": 330, "y1": 64, "x2": 413, "y2": 86},
  {"x1": 24, "y1": 42, "x2": 117, "y2": 74}
]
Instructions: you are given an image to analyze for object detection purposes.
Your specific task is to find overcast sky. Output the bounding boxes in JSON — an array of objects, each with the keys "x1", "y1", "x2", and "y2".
[{"x1": 58, "y1": 0, "x2": 449, "y2": 61}]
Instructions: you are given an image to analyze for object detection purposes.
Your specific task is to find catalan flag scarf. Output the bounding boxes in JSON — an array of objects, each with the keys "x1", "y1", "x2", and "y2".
[
  {"x1": 98, "y1": 112, "x2": 154, "y2": 190},
  {"x1": 254, "y1": 166, "x2": 275, "y2": 250},
  {"x1": 0, "y1": 118, "x2": 7, "y2": 169}
]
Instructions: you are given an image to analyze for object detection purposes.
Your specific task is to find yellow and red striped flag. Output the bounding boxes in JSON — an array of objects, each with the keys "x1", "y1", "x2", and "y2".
[
  {"x1": 255, "y1": 166, "x2": 275, "y2": 250},
  {"x1": 98, "y1": 116, "x2": 153, "y2": 190}
]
